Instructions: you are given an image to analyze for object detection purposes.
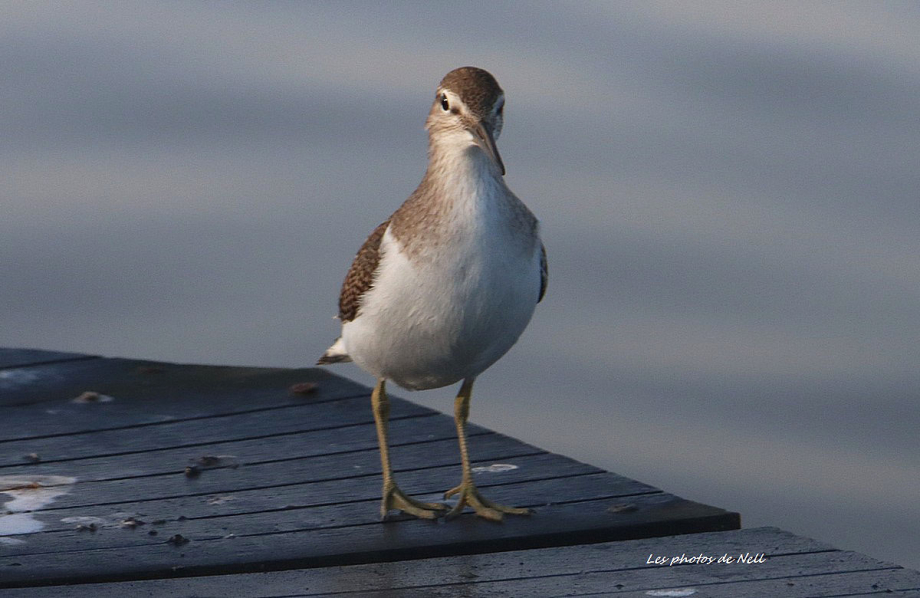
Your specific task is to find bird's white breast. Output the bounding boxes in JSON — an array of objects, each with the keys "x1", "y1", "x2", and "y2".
[{"x1": 341, "y1": 183, "x2": 541, "y2": 391}]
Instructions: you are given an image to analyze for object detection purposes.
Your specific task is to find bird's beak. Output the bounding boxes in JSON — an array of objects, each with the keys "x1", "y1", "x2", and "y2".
[{"x1": 471, "y1": 121, "x2": 505, "y2": 176}]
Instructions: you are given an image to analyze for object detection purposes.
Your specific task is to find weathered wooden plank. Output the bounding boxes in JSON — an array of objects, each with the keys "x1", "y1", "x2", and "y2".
[
  {"x1": 297, "y1": 566, "x2": 920, "y2": 597},
  {"x1": 591, "y1": 568, "x2": 920, "y2": 598},
  {"x1": 4, "y1": 528, "x2": 809, "y2": 596},
  {"x1": 6, "y1": 527, "x2": 912, "y2": 597},
  {"x1": 3, "y1": 463, "x2": 644, "y2": 556},
  {"x1": 0, "y1": 348, "x2": 95, "y2": 370},
  {"x1": 0, "y1": 413, "x2": 479, "y2": 477},
  {"x1": 5, "y1": 569, "x2": 917, "y2": 598},
  {"x1": 0, "y1": 494, "x2": 737, "y2": 588},
  {"x1": 0, "y1": 394, "x2": 435, "y2": 467},
  {"x1": 0, "y1": 370, "x2": 384, "y2": 449},
  {"x1": 0, "y1": 433, "x2": 557, "y2": 559},
  {"x1": 4, "y1": 471, "x2": 656, "y2": 565},
  {"x1": 0, "y1": 350, "x2": 745, "y2": 591},
  {"x1": 8, "y1": 451, "x2": 607, "y2": 537},
  {"x1": 0, "y1": 435, "x2": 569, "y2": 550},
  {"x1": 1, "y1": 431, "x2": 539, "y2": 515},
  {"x1": 0, "y1": 357, "x2": 371, "y2": 427}
]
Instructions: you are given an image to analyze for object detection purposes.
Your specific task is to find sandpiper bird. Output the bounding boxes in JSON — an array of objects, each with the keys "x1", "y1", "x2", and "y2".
[{"x1": 318, "y1": 67, "x2": 547, "y2": 522}]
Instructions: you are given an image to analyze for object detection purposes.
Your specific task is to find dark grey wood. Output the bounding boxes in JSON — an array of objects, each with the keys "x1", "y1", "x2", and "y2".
[
  {"x1": 0, "y1": 395, "x2": 435, "y2": 467},
  {"x1": 5, "y1": 527, "x2": 797, "y2": 597},
  {"x1": 1, "y1": 466, "x2": 653, "y2": 556},
  {"x1": 0, "y1": 494, "x2": 735, "y2": 588},
  {"x1": 2, "y1": 528, "x2": 917, "y2": 597},
  {"x1": 4, "y1": 452, "x2": 609, "y2": 543},
  {"x1": 306, "y1": 566, "x2": 920, "y2": 597},
  {"x1": 0, "y1": 413, "x2": 478, "y2": 477},
  {"x1": 0, "y1": 359, "x2": 373, "y2": 437},
  {"x1": 0, "y1": 348, "x2": 95, "y2": 370},
  {"x1": 598, "y1": 568, "x2": 920, "y2": 598},
  {"x1": 0, "y1": 436, "x2": 570, "y2": 547},
  {"x1": 1, "y1": 349, "x2": 912, "y2": 598},
  {"x1": 1, "y1": 431, "x2": 539, "y2": 512},
  {"x1": 0, "y1": 351, "x2": 741, "y2": 589}
]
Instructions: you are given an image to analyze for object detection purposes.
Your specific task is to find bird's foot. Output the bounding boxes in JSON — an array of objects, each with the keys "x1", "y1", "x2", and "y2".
[
  {"x1": 443, "y1": 481, "x2": 533, "y2": 521},
  {"x1": 381, "y1": 483, "x2": 448, "y2": 520}
]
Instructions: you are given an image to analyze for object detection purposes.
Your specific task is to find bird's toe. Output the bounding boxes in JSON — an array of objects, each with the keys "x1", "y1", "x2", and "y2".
[
  {"x1": 443, "y1": 481, "x2": 531, "y2": 521},
  {"x1": 381, "y1": 484, "x2": 448, "y2": 521}
]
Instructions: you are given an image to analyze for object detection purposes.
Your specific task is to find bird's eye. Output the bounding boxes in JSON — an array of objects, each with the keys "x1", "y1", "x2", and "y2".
[
  {"x1": 497, "y1": 102, "x2": 504, "y2": 116},
  {"x1": 440, "y1": 95, "x2": 449, "y2": 111}
]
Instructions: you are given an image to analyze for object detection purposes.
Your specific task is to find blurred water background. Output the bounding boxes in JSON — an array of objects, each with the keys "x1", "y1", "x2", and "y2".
[{"x1": 2, "y1": 1, "x2": 918, "y2": 569}]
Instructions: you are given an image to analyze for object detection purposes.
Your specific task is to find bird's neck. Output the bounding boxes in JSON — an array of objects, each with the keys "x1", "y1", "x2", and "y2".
[
  {"x1": 389, "y1": 134, "x2": 511, "y2": 261},
  {"x1": 423, "y1": 134, "x2": 504, "y2": 206}
]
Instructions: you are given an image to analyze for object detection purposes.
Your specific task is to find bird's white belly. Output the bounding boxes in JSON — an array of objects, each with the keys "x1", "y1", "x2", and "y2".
[{"x1": 342, "y1": 227, "x2": 540, "y2": 390}]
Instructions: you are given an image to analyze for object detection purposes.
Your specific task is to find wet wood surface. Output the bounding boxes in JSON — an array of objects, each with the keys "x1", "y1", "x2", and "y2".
[
  {"x1": 2, "y1": 349, "x2": 914, "y2": 596},
  {"x1": 0, "y1": 349, "x2": 738, "y2": 590},
  {"x1": 3, "y1": 525, "x2": 918, "y2": 597}
]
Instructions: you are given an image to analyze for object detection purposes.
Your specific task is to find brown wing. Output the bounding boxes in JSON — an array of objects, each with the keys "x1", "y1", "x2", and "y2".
[
  {"x1": 538, "y1": 242, "x2": 548, "y2": 303},
  {"x1": 338, "y1": 220, "x2": 390, "y2": 322}
]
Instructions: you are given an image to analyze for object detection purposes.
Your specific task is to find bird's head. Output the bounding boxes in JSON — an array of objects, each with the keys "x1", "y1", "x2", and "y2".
[{"x1": 426, "y1": 66, "x2": 505, "y2": 176}]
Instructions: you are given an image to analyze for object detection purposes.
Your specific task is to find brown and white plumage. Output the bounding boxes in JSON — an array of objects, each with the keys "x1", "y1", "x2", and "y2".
[{"x1": 318, "y1": 67, "x2": 546, "y2": 521}]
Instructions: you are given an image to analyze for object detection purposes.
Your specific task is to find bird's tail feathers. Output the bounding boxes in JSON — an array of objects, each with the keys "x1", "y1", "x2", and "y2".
[{"x1": 316, "y1": 337, "x2": 351, "y2": 365}]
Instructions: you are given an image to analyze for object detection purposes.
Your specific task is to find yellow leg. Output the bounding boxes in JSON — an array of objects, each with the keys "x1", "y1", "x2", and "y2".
[
  {"x1": 444, "y1": 378, "x2": 533, "y2": 521},
  {"x1": 372, "y1": 378, "x2": 448, "y2": 520}
]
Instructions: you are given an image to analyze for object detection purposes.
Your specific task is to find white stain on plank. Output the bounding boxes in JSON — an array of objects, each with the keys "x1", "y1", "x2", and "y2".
[
  {"x1": 471, "y1": 463, "x2": 518, "y2": 474},
  {"x1": 0, "y1": 475, "x2": 77, "y2": 537}
]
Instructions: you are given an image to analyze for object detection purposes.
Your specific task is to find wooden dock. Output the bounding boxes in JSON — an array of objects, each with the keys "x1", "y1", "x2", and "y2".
[{"x1": 1, "y1": 348, "x2": 918, "y2": 596}]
